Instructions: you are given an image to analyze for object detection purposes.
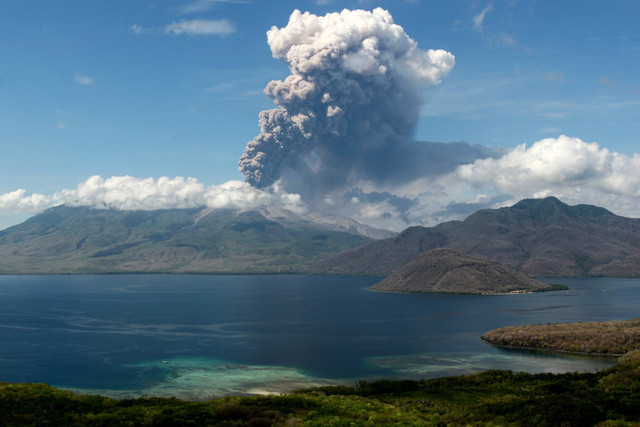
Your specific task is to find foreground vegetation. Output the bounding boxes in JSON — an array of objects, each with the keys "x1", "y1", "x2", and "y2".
[
  {"x1": 2, "y1": 351, "x2": 640, "y2": 426},
  {"x1": 482, "y1": 319, "x2": 640, "y2": 355},
  {"x1": 4, "y1": 319, "x2": 640, "y2": 425}
]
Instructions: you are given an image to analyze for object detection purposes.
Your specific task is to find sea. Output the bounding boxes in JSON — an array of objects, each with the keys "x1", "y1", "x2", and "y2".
[{"x1": 0, "y1": 274, "x2": 637, "y2": 400}]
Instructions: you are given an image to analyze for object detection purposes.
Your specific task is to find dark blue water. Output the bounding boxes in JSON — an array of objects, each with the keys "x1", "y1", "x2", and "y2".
[{"x1": 0, "y1": 275, "x2": 637, "y2": 399}]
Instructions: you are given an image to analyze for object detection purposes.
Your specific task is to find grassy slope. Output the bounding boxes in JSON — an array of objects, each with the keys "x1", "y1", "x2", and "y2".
[
  {"x1": 2, "y1": 354, "x2": 640, "y2": 426},
  {"x1": 0, "y1": 207, "x2": 371, "y2": 274}
]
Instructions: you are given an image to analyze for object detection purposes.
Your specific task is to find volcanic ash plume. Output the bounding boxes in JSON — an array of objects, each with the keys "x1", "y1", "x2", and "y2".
[{"x1": 239, "y1": 8, "x2": 455, "y2": 192}]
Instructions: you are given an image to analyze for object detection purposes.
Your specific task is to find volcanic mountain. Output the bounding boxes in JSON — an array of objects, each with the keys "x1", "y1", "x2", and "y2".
[
  {"x1": 2, "y1": 197, "x2": 639, "y2": 277},
  {"x1": 0, "y1": 205, "x2": 392, "y2": 274}
]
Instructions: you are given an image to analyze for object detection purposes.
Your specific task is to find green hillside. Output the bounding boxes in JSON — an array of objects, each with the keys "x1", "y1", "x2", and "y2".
[
  {"x1": 0, "y1": 206, "x2": 372, "y2": 274},
  {"x1": 2, "y1": 352, "x2": 640, "y2": 426}
]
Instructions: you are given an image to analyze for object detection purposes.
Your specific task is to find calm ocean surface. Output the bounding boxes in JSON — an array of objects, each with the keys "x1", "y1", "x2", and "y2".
[{"x1": 0, "y1": 275, "x2": 637, "y2": 399}]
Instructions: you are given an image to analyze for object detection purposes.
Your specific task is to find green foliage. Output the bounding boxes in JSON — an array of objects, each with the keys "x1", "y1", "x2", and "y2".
[{"x1": 3, "y1": 358, "x2": 640, "y2": 426}]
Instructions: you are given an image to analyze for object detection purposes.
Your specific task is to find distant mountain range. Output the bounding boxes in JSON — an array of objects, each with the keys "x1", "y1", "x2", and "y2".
[
  {"x1": 1, "y1": 197, "x2": 639, "y2": 276},
  {"x1": 0, "y1": 205, "x2": 392, "y2": 274},
  {"x1": 314, "y1": 197, "x2": 640, "y2": 277}
]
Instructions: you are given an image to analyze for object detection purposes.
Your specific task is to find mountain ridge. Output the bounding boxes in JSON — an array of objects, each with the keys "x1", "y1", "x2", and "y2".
[
  {"x1": 0, "y1": 205, "x2": 384, "y2": 274},
  {"x1": 1, "y1": 197, "x2": 639, "y2": 276},
  {"x1": 313, "y1": 197, "x2": 640, "y2": 277}
]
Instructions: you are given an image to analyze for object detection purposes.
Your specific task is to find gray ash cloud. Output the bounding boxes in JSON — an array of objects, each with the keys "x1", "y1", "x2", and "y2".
[{"x1": 239, "y1": 8, "x2": 455, "y2": 193}]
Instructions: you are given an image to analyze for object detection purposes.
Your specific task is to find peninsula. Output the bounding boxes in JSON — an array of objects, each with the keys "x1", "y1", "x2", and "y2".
[{"x1": 481, "y1": 318, "x2": 640, "y2": 356}]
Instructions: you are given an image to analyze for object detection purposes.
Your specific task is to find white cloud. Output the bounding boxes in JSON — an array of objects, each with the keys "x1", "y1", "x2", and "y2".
[
  {"x1": 473, "y1": 3, "x2": 493, "y2": 32},
  {"x1": 0, "y1": 189, "x2": 50, "y2": 216},
  {"x1": 130, "y1": 24, "x2": 149, "y2": 35},
  {"x1": 309, "y1": 135, "x2": 640, "y2": 230},
  {"x1": 164, "y1": 19, "x2": 235, "y2": 36},
  {"x1": 0, "y1": 176, "x2": 304, "y2": 221},
  {"x1": 180, "y1": 0, "x2": 246, "y2": 15},
  {"x1": 74, "y1": 74, "x2": 94, "y2": 85},
  {"x1": 2, "y1": 135, "x2": 639, "y2": 232},
  {"x1": 53, "y1": 176, "x2": 304, "y2": 212},
  {"x1": 203, "y1": 180, "x2": 304, "y2": 212},
  {"x1": 54, "y1": 176, "x2": 205, "y2": 210},
  {"x1": 131, "y1": 19, "x2": 236, "y2": 37},
  {"x1": 468, "y1": 2, "x2": 519, "y2": 48},
  {"x1": 456, "y1": 135, "x2": 640, "y2": 215}
]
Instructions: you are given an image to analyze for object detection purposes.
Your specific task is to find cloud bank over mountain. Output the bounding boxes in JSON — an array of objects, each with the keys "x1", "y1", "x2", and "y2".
[
  {"x1": 0, "y1": 177, "x2": 304, "y2": 224},
  {"x1": 2, "y1": 134, "x2": 639, "y2": 231},
  {"x1": 1, "y1": 9, "x2": 638, "y2": 232},
  {"x1": 456, "y1": 135, "x2": 640, "y2": 215}
]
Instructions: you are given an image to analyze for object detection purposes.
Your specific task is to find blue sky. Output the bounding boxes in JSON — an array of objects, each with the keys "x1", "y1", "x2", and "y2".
[{"x1": 1, "y1": 0, "x2": 639, "y2": 231}]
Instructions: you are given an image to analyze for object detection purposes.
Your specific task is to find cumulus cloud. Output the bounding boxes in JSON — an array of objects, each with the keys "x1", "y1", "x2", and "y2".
[
  {"x1": 54, "y1": 176, "x2": 205, "y2": 210},
  {"x1": 0, "y1": 189, "x2": 50, "y2": 216},
  {"x1": 455, "y1": 135, "x2": 640, "y2": 216},
  {"x1": 54, "y1": 176, "x2": 303, "y2": 212},
  {"x1": 314, "y1": 135, "x2": 640, "y2": 230},
  {"x1": 0, "y1": 176, "x2": 304, "y2": 220},
  {"x1": 203, "y1": 180, "x2": 304, "y2": 211},
  {"x1": 239, "y1": 8, "x2": 456, "y2": 196},
  {"x1": 2, "y1": 134, "x2": 639, "y2": 232},
  {"x1": 164, "y1": 19, "x2": 235, "y2": 36}
]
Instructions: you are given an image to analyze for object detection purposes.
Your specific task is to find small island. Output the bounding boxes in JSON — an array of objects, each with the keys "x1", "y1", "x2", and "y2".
[
  {"x1": 370, "y1": 248, "x2": 564, "y2": 294},
  {"x1": 482, "y1": 318, "x2": 640, "y2": 356}
]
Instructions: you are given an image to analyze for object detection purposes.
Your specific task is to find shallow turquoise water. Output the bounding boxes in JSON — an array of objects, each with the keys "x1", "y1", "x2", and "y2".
[{"x1": 0, "y1": 275, "x2": 634, "y2": 399}]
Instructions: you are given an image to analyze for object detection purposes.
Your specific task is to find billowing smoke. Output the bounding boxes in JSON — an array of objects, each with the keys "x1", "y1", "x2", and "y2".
[{"x1": 239, "y1": 8, "x2": 455, "y2": 196}]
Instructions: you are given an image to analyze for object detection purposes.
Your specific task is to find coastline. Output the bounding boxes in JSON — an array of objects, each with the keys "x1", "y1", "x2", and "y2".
[
  {"x1": 480, "y1": 340, "x2": 625, "y2": 358},
  {"x1": 481, "y1": 318, "x2": 640, "y2": 357}
]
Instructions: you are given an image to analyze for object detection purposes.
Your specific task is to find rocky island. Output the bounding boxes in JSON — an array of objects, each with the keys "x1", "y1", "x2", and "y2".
[{"x1": 370, "y1": 248, "x2": 564, "y2": 294}]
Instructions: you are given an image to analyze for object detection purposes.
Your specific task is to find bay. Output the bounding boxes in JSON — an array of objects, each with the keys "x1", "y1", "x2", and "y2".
[{"x1": 0, "y1": 274, "x2": 637, "y2": 400}]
